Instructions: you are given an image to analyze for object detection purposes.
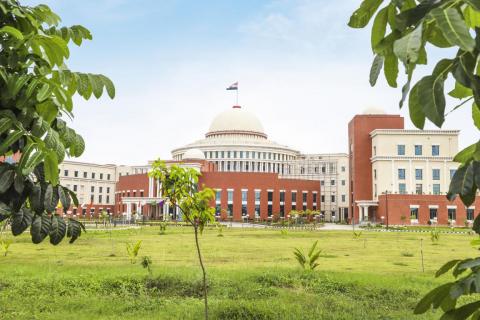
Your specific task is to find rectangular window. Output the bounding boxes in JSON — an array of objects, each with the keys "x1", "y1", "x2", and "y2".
[
  {"x1": 74, "y1": 171, "x2": 78, "y2": 177},
  {"x1": 341, "y1": 195, "x2": 346, "y2": 202},
  {"x1": 415, "y1": 169, "x2": 423, "y2": 180},
  {"x1": 331, "y1": 195, "x2": 335, "y2": 202},
  {"x1": 268, "y1": 191, "x2": 273, "y2": 202},
  {"x1": 416, "y1": 184, "x2": 423, "y2": 194},
  {"x1": 432, "y1": 169, "x2": 440, "y2": 180},
  {"x1": 106, "y1": 195, "x2": 110, "y2": 203},
  {"x1": 448, "y1": 208, "x2": 456, "y2": 221},
  {"x1": 341, "y1": 180, "x2": 346, "y2": 186},
  {"x1": 430, "y1": 208, "x2": 438, "y2": 220},
  {"x1": 99, "y1": 187, "x2": 103, "y2": 193},
  {"x1": 98, "y1": 195, "x2": 102, "y2": 203},
  {"x1": 398, "y1": 169, "x2": 406, "y2": 180},
  {"x1": 83, "y1": 172, "x2": 87, "y2": 178},
  {"x1": 64, "y1": 170, "x2": 68, "y2": 177},
  {"x1": 242, "y1": 190, "x2": 247, "y2": 202},
  {"x1": 242, "y1": 204, "x2": 247, "y2": 216},
  {"x1": 90, "y1": 194, "x2": 94, "y2": 203},
  {"x1": 268, "y1": 204, "x2": 273, "y2": 217},
  {"x1": 432, "y1": 145, "x2": 440, "y2": 156},
  {"x1": 331, "y1": 179, "x2": 335, "y2": 185},
  {"x1": 91, "y1": 172, "x2": 95, "y2": 179},
  {"x1": 302, "y1": 192, "x2": 307, "y2": 203},
  {"x1": 291, "y1": 192, "x2": 297, "y2": 203},
  {"x1": 467, "y1": 208, "x2": 475, "y2": 221},
  {"x1": 415, "y1": 145, "x2": 422, "y2": 156},
  {"x1": 433, "y1": 184, "x2": 441, "y2": 195},
  {"x1": 280, "y1": 191, "x2": 285, "y2": 202},
  {"x1": 91, "y1": 186, "x2": 95, "y2": 193},
  {"x1": 399, "y1": 183, "x2": 406, "y2": 194},
  {"x1": 450, "y1": 169, "x2": 456, "y2": 179},
  {"x1": 73, "y1": 185, "x2": 77, "y2": 192},
  {"x1": 107, "y1": 187, "x2": 110, "y2": 193},
  {"x1": 313, "y1": 193, "x2": 317, "y2": 203},
  {"x1": 280, "y1": 204, "x2": 285, "y2": 217},
  {"x1": 227, "y1": 204, "x2": 233, "y2": 217},
  {"x1": 255, "y1": 190, "x2": 260, "y2": 202},
  {"x1": 410, "y1": 207, "x2": 418, "y2": 220},
  {"x1": 255, "y1": 204, "x2": 260, "y2": 216},
  {"x1": 320, "y1": 180, "x2": 325, "y2": 186},
  {"x1": 374, "y1": 169, "x2": 377, "y2": 179},
  {"x1": 321, "y1": 195, "x2": 325, "y2": 202},
  {"x1": 216, "y1": 190, "x2": 221, "y2": 203},
  {"x1": 397, "y1": 145, "x2": 405, "y2": 155},
  {"x1": 341, "y1": 166, "x2": 346, "y2": 172},
  {"x1": 228, "y1": 190, "x2": 233, "y2": 202},
  {"x1": 215, "y1": 204, "x2": 221, "y2": 216}
]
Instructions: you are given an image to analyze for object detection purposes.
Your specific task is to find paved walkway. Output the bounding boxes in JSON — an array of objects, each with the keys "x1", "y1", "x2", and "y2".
[{"x1": 219, "y1": 222, "x2": 355, "y2": 231}]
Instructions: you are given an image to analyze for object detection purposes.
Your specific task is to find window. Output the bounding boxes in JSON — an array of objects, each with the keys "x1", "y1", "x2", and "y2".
[
  {"x1": 397, "y1": 145, "x2": 405, "y2": 155},
  {"x1": 432, "y1": 145, "x2": 440, "y2": 156},
  {"x1": 74, "y1": 171, "x2": 78, "y2": 177},
  {"x1": 450, "y1": 169, "x2": 456, "y2": 179},
  {"x1": 341, "y1": 195, "x2": 346, "y2": 202},
  {"x1": 432, "y1": 169, "x2": 440, "y2": 180},
  {"x1": 280, "y1": 191, "x2": 285, "y2": 202},
  {"x1": 373, "y1": 169, "x2": 377, "y2": 179},
  {"x1": 321, "y1": 166, "x2": 326, "y2": 173},
  {"x1": 98, "y1": 195, "x2": 102, "y2": 203},
  {"x1": 331, "y1": 180, "x2": 335, "y2": 186},
  {"x1": 398, "y1": 169, "x2": 406, "y2": 180},
  {"x1": 448, "y1": 208, "x2": 456, "y2": 221},
  {"x1": 255, "y1": 204, "x2": 260, "y2": 217},
  {"x1": 140, "y1": 191, "x2": 144, "y2": 197},
  {"x1": 320, "y1": 180, "x2": 325, "y2": 186},
  {"x1": 216, "y1": 190, "x2": 221, "y2": 202},
  {"x1": 291, "y1": 192, "x2": 297, "y2": 203},
  {"x1": 331, "y1": 195, "x2": 335, "y2": 202},
  {"x1": 432, "y1": 184, "x2": 441, "y2": 195},
  {"x1": 415, "y1": 169, "x2": 423, "y2": 180},
  {"x1": 430, "y1": 208, "x2": 438, "y2": 220},
  {"x1": 415, "y1": 145, "x2": 423, "y2": 155},
  {"x1": 268, "y1": 191, "x2": 273, "y2": 202},
  {"x1": 341, "y1": 180, "x2": 345, "y2": 186},
  {"x1": 64, "y1": 170, "x2": 68, "y2": 176},
  {"x1": 100, "y1": 173, "x2": 103, "y2": 179},
  {"x1": 341, "y1": 166, "x2": 346, "y2": 172},
  {"x1": 228, "y1": 190, "x2": 233, "y2": 202},
  {"x1": 91, "y1": 172, "x2": 95, "y2": 179},
  {"x1": 255, "y1": 190, "x2": 260, "y2": 202},
  {"x1": 242, "y1": 190, "x2": 248, "y2": 202},
  {"x1": 321, "y1": 195, "x2": 325, "y2": 202},
  {"x1": 73, "y1": 185, "x2": 77, "y2": 192},
  {"x1": 99, "y1": 187, "x2": 103, "y2": 193},
  {"x1": 268, "y1": 204, "x2": 273, "y2": 217},
  {"x1": 467, "y1": 208, "x2": 475, "y2": 221},
  {"x1": 302, "y1": 192, "x2": 307, "y2": 203},
  {"x1": 416, "y1": 184, "x2": 423, "y2": 194},
  {"x1": 410, "y1": 207, "x2": 418, "y2": 220},
  {"x1": 90, "y1": 194, "x2": 94, "y2": 203},
  {"x1": 399, "y1": 183, "x2": 406, "y2": 194},
  {"x1": 280, "y1": 204, "x2": 285, "y2": 217},
  {"x1": 373, "y1": 146, "x2": 376, "y2": 155},
  {"x1": 227, "y1": 204, "x2": 233, "y2": 217},
  {"x1": 107, "y1": 195, "x2": 110, "y2": 203},
  {"x1": 107, "y1": 187, "x2": 110, "y2": 193},
  {"x1": 83, "y1": 172, "x2": 87, "y2": 178},
  {"x1": 242, "y1": 204, "x2": 247, "y2": 216},
  {"x1": 91, "y1": 186, "x2": 95, "y2": 193}
]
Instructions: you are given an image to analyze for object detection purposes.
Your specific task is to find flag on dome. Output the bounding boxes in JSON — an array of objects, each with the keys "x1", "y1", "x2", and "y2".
[{"x1": 226, "y1": 82, "x2": 238, "y2": 90}]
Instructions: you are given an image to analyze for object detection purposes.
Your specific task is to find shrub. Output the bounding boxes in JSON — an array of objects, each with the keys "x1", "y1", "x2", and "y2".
[
  {"x1": 126, "y1": 240, "x2": 142, "y2": 264},
  {"x1": 141, "y1": 256, "x2": 152, "y2": 275},
  {"x1": 430, "y1": 229, "x2": 440, "y2": 244},
  {"x1": 293, "y1": 241, "x2": 322, "y2": 270},
  {"x1": 0, "y1": 239, "x2": 11, "y2": 257}
]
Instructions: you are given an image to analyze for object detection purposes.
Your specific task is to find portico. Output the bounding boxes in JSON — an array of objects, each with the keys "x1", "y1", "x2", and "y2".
[{"x1": 355, "y1": 200, "x2": 378, "y2": 223}]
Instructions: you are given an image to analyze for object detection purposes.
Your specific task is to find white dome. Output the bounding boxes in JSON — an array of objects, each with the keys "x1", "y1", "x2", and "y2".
[
  {"x1": 207, "y1": 106, "x2": 265, "y2": 136},
  {"x1": 362, "y1": 107, "x2": 385, "y2": 115},
  {"x1": 183, "y1": 148, "x2": 205, "y2": 160}
]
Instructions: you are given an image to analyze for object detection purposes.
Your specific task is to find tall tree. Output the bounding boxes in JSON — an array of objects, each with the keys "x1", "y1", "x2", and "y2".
[
  {"x1": 349, "y1": 0, "x2": 480, "y2": 318},
  {"x1": 0, "y1": 1, "x2": 114, "y2": 244},
  {"x1": 149, "y1": 161, "x2": 215, "y2": 320}
]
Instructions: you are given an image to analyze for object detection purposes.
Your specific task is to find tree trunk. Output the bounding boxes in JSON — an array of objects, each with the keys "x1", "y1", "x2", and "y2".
[{"x1": 194, "y1": 225, "x2": 208, "y2": 320}]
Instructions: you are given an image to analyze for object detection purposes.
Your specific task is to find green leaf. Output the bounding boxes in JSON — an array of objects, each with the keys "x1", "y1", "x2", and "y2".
[
  {"x1": 454, "y1": 143, "x2": 477, "y2": 163},
  {"x1": 473, "y1": 103, "x2": 480, "y2": 130},
  {"x1": 448, "y1": 162, "x2": 476, "y2": 206},
  {"x1": 436, "y1": 260, "x2": 462, "y2": 278},
  {"x1": 371, "y1": 7, "x2": 388, "y2": 50},
  {"x1": 465, "y1": 0, "x2": 480, "y2": 11},
  {"x1": 408, "y1": 81, "x2": 426, "y2": 129},
  {"x1": 71, "y1": 133, "x2": 85, "y2": 157},
  {"x1": 414, "y1": 283, "x2": 454, "y2": 314},
  {"x1": 58, "y1": 186, "x2": 68, "y2": 210},
  {"x1": 384, "y1": 52, "x2": 398, "y2": 87},
  {"x1": 30, "y1": 214, "x2": 52, "y2": 244},
  {"x1": 369, "y1": 55, "x2": 384, "y2": 86},
  {"x1": 473, "y1": 213, "x2": 480, "y2": 235},
  {"x1": 49, "y1": 215, "x2": 66, "y2": 245},
  {"x1": 441, "y1": 301, "x2": 480, "y2": 320},
  {"x1": 29, "y1": 184, "x2": 44, "y2": 214},
  {"x1": 426, "y1": 25, "x2": 453, "y2": 48},
  {"x1": 0, "y1": 201, "x2": 11, "y2": 222},
  {"x1": 36, "y1": 101, "x2": 58, "y2": 124},
  {"x1": 44, "y1": 151, "x2": 59, "y2": 185},
  {"x1": 36, "y1": 83, "x2": 50, "y2": 102},
  {"x1": 348, "y1": 0, "x2": 384, "y2": 28},
  {"x1": 0, "y1": 169, "x2": 14, "y2": 193},
  {"x1": 13, "y1": 172, "x2": 24, "y2": 194},
  {"x1": 417, "y1": 75, "x2": 446, "y2": 127},
  {"x1": 11, "y1": 207, "x2": 33, "y2": 236},
  {"x1": 0, "y1": 118, "x2": 12, "y2": 136},
  {"x1": 99, "y1": 75, "x2": 115, "y2": 99},
  {"x1": 393, "y1": 23, "x2": 423, "y2": 64},
  {"x1": 449, "y1": 81, "x2": 473, "y2": 99},
  {"x1": 429, "y1": 8, "x2": 475, "y2": 52},
  {"x1": 67, "y1": 219, "x2": 85, "y2": 244},
  {"x1": 0, "y1": 130, "x2": 24, "y2": 155},
  {"x1": 464, "y1": 5, "x2": 480, "y2": 28},
  {"x1": 0, "y1": 26, "x2": 24, "y2": 40}
]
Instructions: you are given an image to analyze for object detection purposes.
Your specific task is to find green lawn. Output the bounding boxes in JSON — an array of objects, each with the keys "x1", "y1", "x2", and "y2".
[{"x1": 0, "y1": 226, "x2": 477, "y2": 319}]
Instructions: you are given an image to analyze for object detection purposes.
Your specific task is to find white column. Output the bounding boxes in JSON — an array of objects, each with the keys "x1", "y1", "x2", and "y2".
[
  {"x1": 148, "y1": 177, "x2": 154, "y2": 197},
  {"x1": 358, "y1": 205, "x2": 363, "y2": 222}
]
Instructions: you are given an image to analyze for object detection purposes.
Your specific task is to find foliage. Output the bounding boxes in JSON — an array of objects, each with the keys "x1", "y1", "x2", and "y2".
[
  {"x1": 353, "y1": 230, "x2": 363, "y2": 239},
  {"x1": 149, "y1": 160, "x2": 215, "y2": 319},
  {"x1": 430, "y1": 229, "x2": 440, "y2": 243},
  {"x1": 349, "y1": 1, "x2": 480, "y2": 317},
  {"x1": 0, "y1": 238, "x2": 11, "y2": 256},
  {"x1": 0, "y1": 1, "x2": 114, "y2": 245},
  {"x1": 216, "y1": 223, "x2": 224, "y2": 237},
  {"x1": 349, "y1": 0, "x2": 480, "y2": 205},
  {"x1": 293, "y1": 240, "x2": 323, "y2": 270},
  {"x1": 126, "y1": 240, "x2": 142, "y2": 264},
  {"x1": 141, "y1": 255, "x2": 153, "y2": 276},
  {"x1": 159, "y1": 221, "x2": 167, "y2": 235}
]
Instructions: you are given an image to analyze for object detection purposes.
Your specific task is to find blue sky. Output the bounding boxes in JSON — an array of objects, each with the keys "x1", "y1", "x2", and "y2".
[{"x1": 23, "y1": 0, "x2": 477, "y2": 165}]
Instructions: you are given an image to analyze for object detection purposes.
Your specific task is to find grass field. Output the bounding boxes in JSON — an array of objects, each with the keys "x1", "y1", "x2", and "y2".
[{"x1": 0, "y1": 225, "x2": 478, "y2": 319}]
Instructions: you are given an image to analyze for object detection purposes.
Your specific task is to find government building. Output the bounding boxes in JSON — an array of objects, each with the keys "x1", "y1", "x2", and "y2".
[{"x1": 57, "y1": 106, "x2": 477, "y2": 226}]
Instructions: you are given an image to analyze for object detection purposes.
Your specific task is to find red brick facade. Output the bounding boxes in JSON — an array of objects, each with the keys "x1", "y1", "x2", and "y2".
[{"x1": 348, "y1": 114, "x2": 404, "y2": 222}]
